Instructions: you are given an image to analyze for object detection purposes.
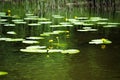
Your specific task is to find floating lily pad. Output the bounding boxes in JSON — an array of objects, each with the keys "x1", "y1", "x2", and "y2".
[
  {"x1": 0, "y1": 19, "x2": 7, "y2": 22},
  {"x1": 28, "y1": 23, "x2": 41, "y2": 26},
  {"x1": 89, "y1": 40, "x2": 103, "y2": 44},
  {"x1": 12, "y1": 19, "x2": 24, "y2": 22},
  {"x1": 22, "y1": 40, "x2": 39, "y2": 44},
  {"x1": 38, "y1": 18, "x2": 50, "y2": 21},
  {"x1": 59, "y1": 22, "x2": 71, "y2": 25},
  {"x1": 48, "y1": 49, "x2": 63, "y2": 53},
  {"x1": 77, "y1": 27, "x2": 97, "y2": 32},
  {"x1": 4, "y1": 24, "x2": 15, "y2": 26},
  {"x1": 26, "y1": 36, "x2": 44, "y2": 40},
  {"x1": 14, "y1": 21, "x2": 26, "y2": 24},
  {"x1": 0, "y1": 38, "x2": 11, "y2": 41},
  {"x1": 52, "y1": 15, "x2": 64, "y2": 18},
  {"x1": 83, "y1": 27, "x2": 91, "y2": 30},
  {"x1": 99, "y1": 18, "x2": 108, "y2": 21},
  {"x1": 50, "y1": 25, "x2": 63, "y2": 28},
  {"x1": 76, "y1": 17, "x2": 88, "y2": 20},
  {"x1": 61, "y1": 24, "x2": 73, "y2": 27},
  {"x1": 38, "y1": 21, "x2": 52, "y2": 24},
  {"x1": 40, "y1": 32, "x2": 54, "y2": 36},
  {"x1": 25, "y1": 13, "x2": 34, "y2": 16},
  {"x1": 7, "y1": 31, "x2": 16, "y2": 35},
  {"x1": 77, "y1": 29, "x2": 89, "y2": 32},
  {"x1": 24, "y1": 17, "x2": 38, "y2": 21},
  {"x1": 83, "y1": 23, "x2": 94, "y2": 26},
  {"x1": 103, "y1": 25, "x2": 117, "y2": 28},
  {"x1": 26, "y1": 45, "x2": 46, "y2": 49},
  {"x1": 20, "y1": 49, "x2": 63, "y2": 53},
  {"x1": 53, "y1": 30, "x2": 68, "y2": 34},
  {"x1": 89, "y1": 39, "x2": 112, "y2": 44},
  {"x1": 0, "y1": 12, "x2": 6, "y2": 16},
  {"x1": 97, "y1": 22, "x2": 108, "y2": 25},
  {"x1": 89, "y1": 19, "x2": 100, "y2": 22},
  {"x1": 0, "y1": 71, "x2": 8, "y2": 76},
  {"x1": 88, "y1": 29, "x2": 98, "y2": 31},
  {"x1": 67, "y1": 19, "x2": 79, "y2": 22},
  {"x1": 61, "y1": 49, "x2": 80, "y2": 54},
  {"x1": 40, "y1": 31, "x2": 60, "y2": 37},
  {"x1": 20, "y1": 49, "x2": 47, "y2": 53},
  {"x1": 73, "y1": 22, "x2": 84, "y2": 25},
  {"x1": 5, "y1": 38, "x2": 24, "y2": 42},
  {"x1": 107, "y1": 23, "x2": 120, "y2": 25}
]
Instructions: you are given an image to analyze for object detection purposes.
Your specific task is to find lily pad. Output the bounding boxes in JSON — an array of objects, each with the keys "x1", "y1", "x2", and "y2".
[
  {"x1": 24, "y1": 17, "x2": 38, "y2": 21},
  {"x1": 50, "y1": 25, "x2": 63, "y2": 28},
  {"x1": 4, "y1": 24, "x2": 15, "y2": 27},
  {"x1": 7, "y1": 31, "x2": 16, "y2": 35},
  {"x1": 26, "y1": 36, "x2": 44, "y2": 40},
  {"x1": 61, "y1": 49, "x2": 80, "y2": 54},
  {"x1": 89, "y1": 39, "x2": 112, "y2": 44},
  {"x1": 53, "y1": 30, "x2": 68, "y2": 34},
  {"x1": 77, "y1": 29, "x2": 89, "y2": 32},
  {"x1": 38, "y1": 18, "x2": 50, "y2": 21},
  {"x1": 99, "y1": 18, "x2": 108, "y2": 21},
  {"x1": 20, "y1": 49, "x2": 47, "y2": 53},
  {"x1": 73, "y1": 22, "x2": 84, "y2": 25},
  {"x1": 14, "y1": 21, "x2": 26, "y2": 24},
  {"x1": 40, "y1": 31, "x2": 60, "y2": 36},
  {"x1": 61, "y1": 24, "x2": 73, "y2": 27},
  {"x1": 97, "y1": 22, "x2": 108, "y2": 25},
  {"x1": 40, "y1": 33, "x2": 51, "y2": 37},
  {"x1": 67, "y1": 19, "x2": 79, "y2": 22},
  {"x1": 52, "y1": 15, "x2": 64, "y2": 18},
  {"x1": 88, "y1": 29, "x2": 98, "y2": 31},
  {"x1": 0, "y1": 71, "x2": 8, "y2": 76},
  {"x1": 0, "y1": 19, "x2": 7, "y2": 22},
  {"x1": 22, "y1": 40, "x2": 39, "y2": 44},
  {"x1": 107, "y1": 23, "x2": 120, "y2": 25},
  {"x1": 12, "y1": 19, "x2": 24, "y2": 22},
  {"x1": 83, "y1": 27, "x2": 91, "y2": 30},
  {"x1": 25, "y1": 13, "x2": 34, "y2": 16},
  {"x1": 83, "y1": 23, "x2": 94, "y2": 26},
  {"x1": 103, "y1": 25, "x2": 117, "y2": 28},
  {"x1": 5, "y1": 38, "x2": 24, "y2": 42},
  {"x1": 76, "y1": 17, "x2": 88, "y2": 20},
  {"x1": 20, "y1": 49, "x2": 63, "y2": 53},
  {"x1": 0, "y1": 38, "x2": 11, "y2": 41},
  {"x1": 26, "y1": 45, "x2": 46, "y2": 49},
  {"x1": 0, "y1": 12, "x2": 6, "y2": 16},
  {"x1": 59, "y1": 22, "x2": 71, "y2": 25},
  {"x1": 38, "y1": 21, "x2": 52, "y2": 24},
  {"x1": 28, "y1": 23, "x2": 41, "y2": 26}
]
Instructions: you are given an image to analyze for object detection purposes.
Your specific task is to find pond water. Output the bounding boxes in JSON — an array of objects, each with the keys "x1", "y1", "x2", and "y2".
[{"x1": 0, "y1": 1, "x2": 120, "y2": 80}]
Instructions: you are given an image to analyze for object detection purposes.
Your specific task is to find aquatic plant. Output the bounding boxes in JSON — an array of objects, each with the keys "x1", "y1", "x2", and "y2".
[{"x1": 0, "y1": 71, "x2": 8, "y2": 76}]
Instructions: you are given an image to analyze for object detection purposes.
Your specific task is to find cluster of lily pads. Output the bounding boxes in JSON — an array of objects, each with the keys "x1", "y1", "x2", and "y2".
[{"x1": 1, "y1": 11, "x2": 119, "y2": 55}]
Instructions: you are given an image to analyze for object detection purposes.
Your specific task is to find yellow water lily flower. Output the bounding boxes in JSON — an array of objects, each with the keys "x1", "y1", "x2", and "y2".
[
  {"x1": 101, "y1": 45, "x2": 106, "y2": 49},
  {"x1": 65, "y1": 18, "x2": 68, "y2": 21},
  {"x1": 74, "y1": 16, "x2": 77, "y2": 19},
  {"x1": 49, "y1": 39, "x2": 53, "y2": 42}
]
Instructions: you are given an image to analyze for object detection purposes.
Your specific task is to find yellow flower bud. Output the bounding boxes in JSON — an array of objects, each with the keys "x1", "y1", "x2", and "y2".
[{"x1": 49, "y1": 39, "x2": 53, "y2": 42}]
